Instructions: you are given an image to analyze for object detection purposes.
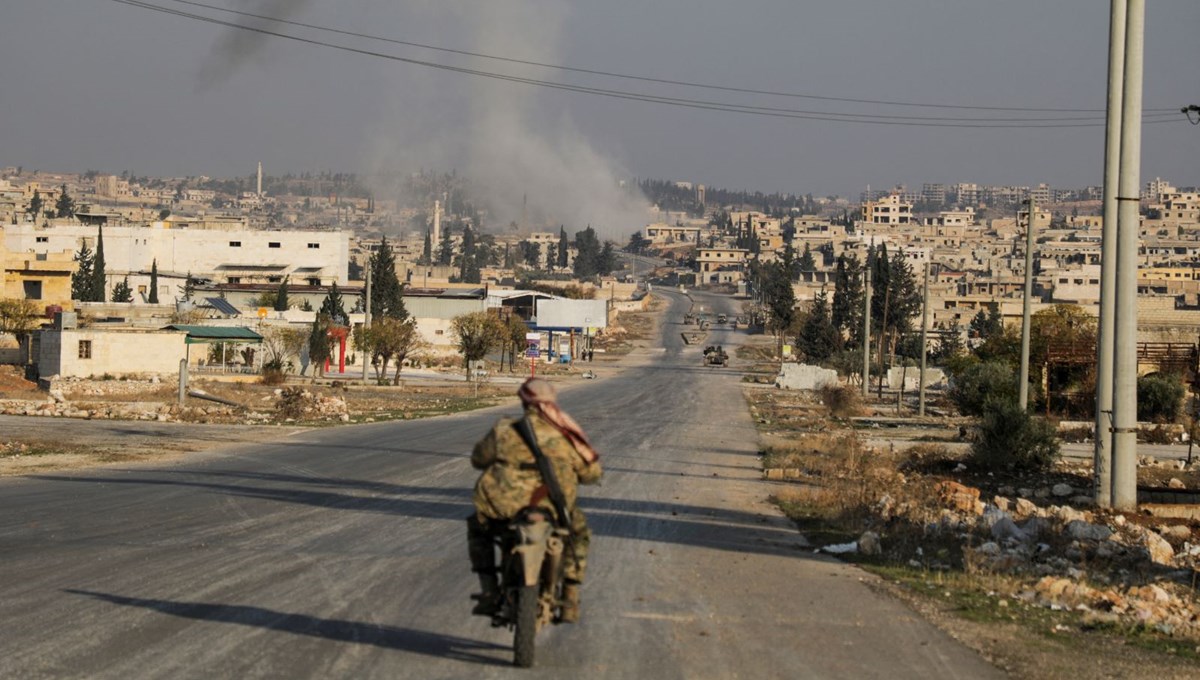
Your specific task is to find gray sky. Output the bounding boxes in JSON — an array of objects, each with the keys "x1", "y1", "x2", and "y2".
[{"x1": 2, "y1": 0, "x2": 1198, "y2": 203}]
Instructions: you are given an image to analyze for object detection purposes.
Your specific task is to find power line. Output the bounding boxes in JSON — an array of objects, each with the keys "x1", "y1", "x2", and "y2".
[
  {"x1": 111, "y1": 0, "x2": 1184, "y2": 128},
  {"x1": 156, "y1": 0, "x2": 1180, "y2": 115}
]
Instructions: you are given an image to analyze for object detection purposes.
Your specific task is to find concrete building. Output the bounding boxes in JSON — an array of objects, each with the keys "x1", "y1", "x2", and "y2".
[
  {"x1": 0, "y1": 236, "x2": 76, "y2": 309},
  {"x1": 3, "y1": 221, "x2": 349, "y2": 299},
  {"x1": 38, "y1": 325, "x2": 187, "y2": 379},
  {"x1": 861, "y1": 194, "x2": 913, "y2": 225}
]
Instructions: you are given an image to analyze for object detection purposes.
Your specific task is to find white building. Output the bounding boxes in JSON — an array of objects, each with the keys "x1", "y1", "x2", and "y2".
[{"x1": 3, "y1": 221, "x2": 349, "y2": 301}]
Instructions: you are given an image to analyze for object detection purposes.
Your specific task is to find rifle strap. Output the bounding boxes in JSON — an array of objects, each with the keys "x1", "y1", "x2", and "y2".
[{"x1": 513, "y1": 417, "x2": 573, "y2": 533}]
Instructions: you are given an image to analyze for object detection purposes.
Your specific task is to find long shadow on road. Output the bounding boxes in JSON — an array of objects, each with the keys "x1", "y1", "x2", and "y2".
[
  {"x1": 28, "y1": 472, "x2": 810, "y2": 560},
  {"x1": 63, "y1": 590, "x2": 510, "y2": 666}
]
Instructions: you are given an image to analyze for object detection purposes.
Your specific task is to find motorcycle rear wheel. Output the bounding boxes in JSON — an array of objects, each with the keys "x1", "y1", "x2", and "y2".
[{"x1": 513, "y1": 584, "x2": 539, "y2": 667}]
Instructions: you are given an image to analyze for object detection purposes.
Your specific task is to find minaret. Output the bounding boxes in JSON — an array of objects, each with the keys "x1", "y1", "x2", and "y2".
[
  {"x1": 257, "y1": 162, "x2": 263, "y2": 197},
  {"x1": 432, "y1": 200, "x2": 442, "y2": 252}
]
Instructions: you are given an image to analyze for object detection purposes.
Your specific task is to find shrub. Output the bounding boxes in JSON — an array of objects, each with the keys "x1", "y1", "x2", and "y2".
[
  {"x1": 948, "y1": 361, "x2": 1017, "y2": 416},
  {"x1": 970, "y1": 399, "x2": 1060, "y2": 473},
  {"x1": 1137, "y1": 373, "x2": 1185, "y2": 423},
  {"x1": 818, "y1": 383, "x2": 862, "y2": 418},
  {"x1": 261, "y1": 358, "x2": 287, "y2": 386}
]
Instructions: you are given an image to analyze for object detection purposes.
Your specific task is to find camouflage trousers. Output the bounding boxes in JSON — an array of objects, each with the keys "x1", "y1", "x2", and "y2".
[{"x1": 467, "y1": 508, "x2": 591, "y2": 584}]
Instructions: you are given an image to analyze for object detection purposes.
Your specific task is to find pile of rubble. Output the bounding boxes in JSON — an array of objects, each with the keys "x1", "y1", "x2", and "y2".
[
  {"x1": 273, "y1": 387, "x2": 349, "y2": 422},
  {"x1": 899, "y1": 479, "x2": 1200, "y2": 639},
  {"x1": 0, "y1": 396, "x2": 176, "y2": 421}
]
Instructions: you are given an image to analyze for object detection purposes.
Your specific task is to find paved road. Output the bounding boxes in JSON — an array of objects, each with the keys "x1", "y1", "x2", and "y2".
[{"x1": 0, "y1": 290, "x2": 1001, "y2": 679}]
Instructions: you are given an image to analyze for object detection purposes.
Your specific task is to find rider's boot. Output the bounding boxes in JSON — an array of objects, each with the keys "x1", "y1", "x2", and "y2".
[
  {"x1": 559, "y1": 581, "x2": 581, "y2": 623},
  {"x1": 471, "y1": 572, "x2": 501, "y2": 616}
]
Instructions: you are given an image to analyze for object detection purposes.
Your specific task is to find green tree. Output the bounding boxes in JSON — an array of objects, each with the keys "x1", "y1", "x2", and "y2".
[
  {"x1": 797, "y1": 242, "x2": 816, "y2": 275},
  {"x1": 111, "y1": 276, "x2": 133, "y2": 303},
  {"x1": 624, "y1": 231, "x2": 650, "y2": 255},
  {"x1": 320, "y1": 282, "x2": 348, "y2": 325},
  {"x1": 523, "y1": 241, "x2": 541, "y2": 268},
  {"x1": 55, "y1": 184, "x2": 75, "y2": 218},
  {"x1": 457, "y1": 225, "x2": 481, "y2": 283},
  {"x1": 71, "y1": 241, "x2": 95, "y2": 302},
  {"x1": 148, "y1": 259, "x2": 159, "y2": 304},
  {"x1": 451, "y1": 311, "x2": 505, "y2": 380},
  {"x1": 91, "y1": 226, "x2": 107, "y2": 302},
  {"x1": 597, "y1": 242, "x2": 617, "y2": 276},
  {"x1": 501, "y1": 314, "x2": 530, "y2": 371},
  {"x1": 969, "y1": 302, "x2": 1003, "y2": 340},
  {"x1": 0, "y1": 298, "x2": 40, "y2": 363},
  {"x1": 28, "y1": 190, "x2": 43, "y2": 218},
  {"x1": 354, "y1": 316, "x2": 424, "y2": 384},
  {"x1": 421, "y1": 229, "x2": 432, "y2": 265},
  {"x1": 369, "y1": 237, "x2": 408, "y2": 321},
  {"x1": 274, "y1": 277, "x2": 290, "y2": 311},
  {"x1": 754, "y1": 261, "x2": 796, "y2": 354},
  {"x1": 831, "y1": 254, "x2": 864, "y2": 348},
  {"x1": 796, "y1": 289, "x2": 840, "y2": 363},
  {"x1": 1138, "y1": 374, "x2": 1185, "y2": 422},
  {"x1": 933, "y1": 319, "x2": 965, "y2": 361},
  {"x1": 437, "y1": 224, "x2": 454, "y2": 266},
  {"x1": 307, "y1": 313, "x2": 334, "y2": 377},
  {"x1": 971, "y1": 399, "x2": 1060, "y2": 473},
  {"x1": 948, "y1": 360, "x2": 1018, "y2": 417},
  {"x1": 557, "y1": 226, "x2": 570, "y2": 268},
  {"x1": 573, "y1": 226, "x2": 602, "y2": 279}
]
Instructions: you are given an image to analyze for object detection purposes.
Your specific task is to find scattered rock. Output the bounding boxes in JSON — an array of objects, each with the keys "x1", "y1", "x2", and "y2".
[
  {"x1": 1013, "y1": 498, "x2": 1037, "y2": 518},
  {"x1": 935, "y1": 480, "x2": 984, "y2": 515},
  {"x1": 1167, "y1": 478, "x2": 1186, "y2": 490},
  {"x1": 1066, "y1": 520, "x2": 1113, "y2": 542},
  {"x1": 1052, "y1": 483, "x2": 1073, "y2": 497},
  {"x1": 858, "y1": 531, "x2": 881, "y2": 556}
]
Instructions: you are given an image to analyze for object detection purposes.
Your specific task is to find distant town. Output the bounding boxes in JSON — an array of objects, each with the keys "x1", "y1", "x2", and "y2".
[{"x1": 0, "y1": 163, "x2": 1197, "y2": 384}]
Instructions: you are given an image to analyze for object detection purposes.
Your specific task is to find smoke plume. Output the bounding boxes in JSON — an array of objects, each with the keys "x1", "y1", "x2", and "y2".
[
  {"x1": 197, "y1": 0, "x2": 314, "y2": 88},
  {"x1": 370, "y1": 0, "x2": 650, "y2": 242}
]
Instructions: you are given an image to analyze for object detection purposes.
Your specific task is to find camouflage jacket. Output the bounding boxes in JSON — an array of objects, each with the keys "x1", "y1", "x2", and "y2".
[{"x1": 471, "y1": 408, "x2": 602, "y2": 521}]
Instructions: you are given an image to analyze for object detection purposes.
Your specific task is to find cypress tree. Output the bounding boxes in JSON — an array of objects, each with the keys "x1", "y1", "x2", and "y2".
[
  {"x1": 91, "y1": 226, "x2": 107, "y2": 302},
  {"x1": 274, "y1": 276, "x2": 289, "y2": 311},
  {"x1": 557, "y1": 226, "x2": 569, "y2": 268},
  {"x1": 370, "y1": 237, "x2": 408, "y2": 321},
  {"x1": 71, "y1": 241, "x2": 95, "y2": 302},
  {"x1": 148, "y1": 259, "x2": 159, "y2": 304}
]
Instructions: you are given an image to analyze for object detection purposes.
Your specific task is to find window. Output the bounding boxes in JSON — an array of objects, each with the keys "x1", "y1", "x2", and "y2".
[
  {"x1": 228, "y1": 277, "x2": 241, "y2": 284},
  {"x1": 308, "y1": 243, "x2": 320, "y2": 249},
  {"x1": 35, "y1": 236, "x2": 48, "y2": 243},
  {"x1": 435, "y1": 329, "x2": 444, "y2": 336},
  {"x1": 268, "y1": 242, "x2": 281, "y2": 248},
  {"x1": 307, "y1": 278, "x2": 320, "y2": 286},
  {"x1": 78, "y1": 340, "x2": 92, "y2": 359},
  {"x1": 23, "y1": 281, "x2": 42, "y2": 300},
  {"x1": 229, "y1": 241, "x2": 241, "y2": 247}
]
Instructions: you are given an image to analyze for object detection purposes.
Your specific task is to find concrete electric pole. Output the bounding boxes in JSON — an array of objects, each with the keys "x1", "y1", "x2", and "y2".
[
  {"x1": 1094, "y1": 0, "x2": 1127, "y2": 507},
  {"x1": 1019, "y1": 198, "x2": 1036, "y2": 411},
  {"x1": 862, "y1": 260, "x2": 872, "y2": 397},
  {"x1": 918, "y1": 260, "x2": 931, "y2": 417},
  {"x1": 1112, "y1": 0, "x2": 1145, "y2": 511}
]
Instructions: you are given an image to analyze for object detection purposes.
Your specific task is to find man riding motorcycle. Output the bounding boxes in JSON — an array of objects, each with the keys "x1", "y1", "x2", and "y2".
[{"x1": 467, "y1": 378, "x2": 602, "y2": 623}]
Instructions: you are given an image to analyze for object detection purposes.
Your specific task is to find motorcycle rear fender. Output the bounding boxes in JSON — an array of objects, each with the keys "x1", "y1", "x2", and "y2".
[{"x1": 511, "y1": 520, "x2": 553, "y2": 588}]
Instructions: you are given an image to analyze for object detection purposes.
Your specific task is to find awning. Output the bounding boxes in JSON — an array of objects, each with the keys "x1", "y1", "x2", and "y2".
[{"x1": 163, "y1": 324, "x2": 264, "y2": 345}]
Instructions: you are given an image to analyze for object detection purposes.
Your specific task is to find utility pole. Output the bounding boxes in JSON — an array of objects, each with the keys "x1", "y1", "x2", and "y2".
[
  {"x1": 918, "y1": 260, "x2": 931, "y2": 417},
  {"x1": 1112, "y1": 0, "x2": 1145, "y2": 511},
  {"x1": 861, "y1": 261, "x2": 872, "y2": 397},
  {"x1": 1095, "y1": 0, "x2": 1126, "y2": 507},
  {"x1": 1019, "y1": 197, "x2": 1037, "y2": 410},
  {"x1": 361, "y1": 266, "x2": 372, "y2": 383}
]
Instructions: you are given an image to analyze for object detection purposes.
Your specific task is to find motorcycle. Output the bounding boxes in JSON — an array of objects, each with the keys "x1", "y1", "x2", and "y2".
[{"x1": 488, "y1": 507, "x2": 571, "y2": 667}]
